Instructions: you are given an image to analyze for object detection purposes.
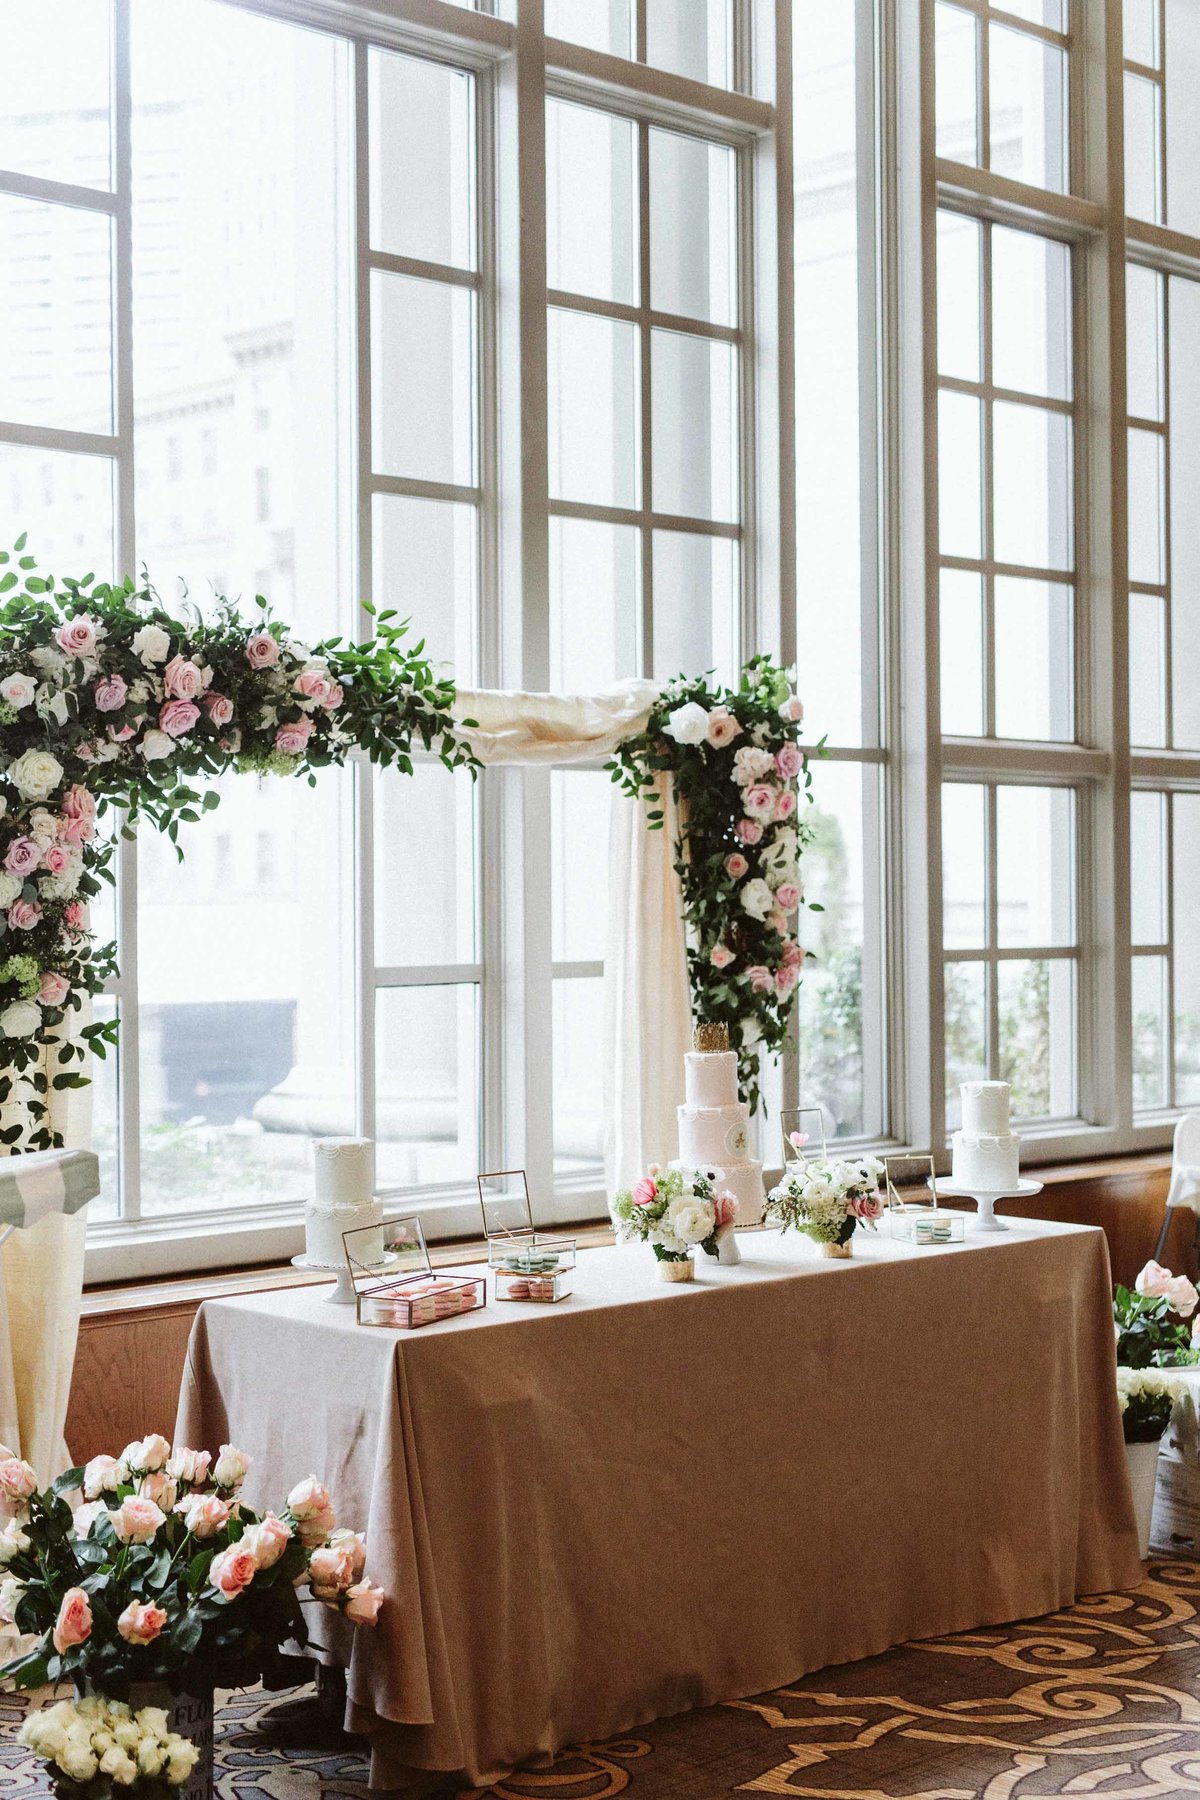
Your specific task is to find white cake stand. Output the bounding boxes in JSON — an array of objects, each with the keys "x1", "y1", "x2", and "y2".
[
  {"x1": 291, "y1": 1249, "x2": 398, "y2": 1305},
  {"x1": 929, "y1": 1176, "x2": 1043, "y2": 1233}
]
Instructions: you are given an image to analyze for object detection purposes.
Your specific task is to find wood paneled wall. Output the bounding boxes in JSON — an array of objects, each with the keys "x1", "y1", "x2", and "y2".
[{"x1": 65, "y1": 1157, "x2": 1186, "y2": 1464}]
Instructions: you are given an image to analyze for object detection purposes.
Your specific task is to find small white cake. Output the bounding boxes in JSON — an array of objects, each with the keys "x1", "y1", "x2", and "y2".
[
  {"x1": 952, "y1": 1081, "x2": 1020, "y2": 1191},
  {"x1": 675, "y1": 1023, "x2": 764, "y2": 1225},
  {"x1": 305, "y1": 1137, "x2": 383, "y2": 1267}
]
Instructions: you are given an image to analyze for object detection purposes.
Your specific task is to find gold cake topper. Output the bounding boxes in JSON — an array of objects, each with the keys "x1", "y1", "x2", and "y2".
[{"x1": 693, "y1": 1021, "x2": 729, "y2": 1053}]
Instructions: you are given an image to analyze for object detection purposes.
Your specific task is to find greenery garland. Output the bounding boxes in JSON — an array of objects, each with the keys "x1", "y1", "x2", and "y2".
[
  {"x1": 0, "y1": 539, "x2": 474, "y2": 1149},
  {"x1": 608, "y1": 654, "x2": 814, "y2": 1113}
]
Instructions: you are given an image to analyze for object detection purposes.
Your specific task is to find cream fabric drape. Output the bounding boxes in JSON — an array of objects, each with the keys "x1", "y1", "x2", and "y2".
[{"x1": 451, "y1": 680, "x2": 691, "y2": 1189}]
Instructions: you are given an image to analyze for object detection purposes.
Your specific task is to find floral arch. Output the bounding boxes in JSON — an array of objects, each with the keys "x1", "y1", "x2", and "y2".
[{"x1": 0, "y1": 538, "x2": 810, "y2": 1150}]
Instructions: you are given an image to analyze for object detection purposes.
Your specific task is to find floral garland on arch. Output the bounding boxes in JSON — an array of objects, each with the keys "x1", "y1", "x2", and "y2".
[
  {"x1": 608, "y1": 653, "x2": 812, "y2": 1113},
  {"x1": 0, "y1": 538, "x2": 473, "y2": 1150}
]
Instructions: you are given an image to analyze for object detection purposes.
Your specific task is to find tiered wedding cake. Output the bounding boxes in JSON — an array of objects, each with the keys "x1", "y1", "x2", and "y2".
[
  {"x1": 673, "y1": 1022, "x2": 765, "y2": 1226},
  {"x1": 952, "y1": 1081, "x2": 1020, "y2": 1191},
  {"x1": 304, "y1": 1137, "x2": 384, "y2": 1267}
]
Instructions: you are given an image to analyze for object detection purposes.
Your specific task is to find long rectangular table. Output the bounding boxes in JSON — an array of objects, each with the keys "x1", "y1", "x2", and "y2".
[{"x1": 175, "y1": 1219, "x2": 1141, "y2": 1788}]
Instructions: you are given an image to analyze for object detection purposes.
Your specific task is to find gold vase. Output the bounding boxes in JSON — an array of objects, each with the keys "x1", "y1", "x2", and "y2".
[
  {"x1": 657, "y1": 1255, "x2": 695, "y2": 1282},
  {"x1": 819, "y1": 1240, "x2": 853, "y2": 1259}
]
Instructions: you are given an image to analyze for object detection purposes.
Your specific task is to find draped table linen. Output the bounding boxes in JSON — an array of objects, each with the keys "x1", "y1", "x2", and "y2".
[{"x1": 175, "y1": 1219, "x2": 1139, "y2": 1789}]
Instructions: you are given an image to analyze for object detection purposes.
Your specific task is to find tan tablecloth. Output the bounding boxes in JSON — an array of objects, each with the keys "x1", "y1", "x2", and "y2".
[{"x1": 175, "y1": 1219, "x2": 1140, "y2": 1788}]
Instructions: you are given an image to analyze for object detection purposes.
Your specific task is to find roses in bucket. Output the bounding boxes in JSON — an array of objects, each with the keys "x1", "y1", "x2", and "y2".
[{"x1": 18, "y1": 1694, "x2": 200, "y2": 1798}]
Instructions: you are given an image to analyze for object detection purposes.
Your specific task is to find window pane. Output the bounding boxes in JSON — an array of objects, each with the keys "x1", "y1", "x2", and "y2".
[
  {"x1": 545, "y1": 0, "x2": 632, "y2": 58},
  {"x1": 644, "y1": 0, "x2": 731, "y2": 88},
  {"x1": 942, "y1": 784, "x2": 986, "y2": 948},
  {"x1": 997, "y1": 786, "x2": 1075, "y2": 947},
  {"x1": 1130, "y1": 790, "x2": 1166, "y2": 946},
  {"x1": 1174, "y1": 795, "x2": 1200, "y2": 1105},
  {"x1": 1126, "y1": 263, "x2": 1164, "y2": 422},
  {"x1": 1002, "y1": 0, "x2": 1065, "y2": 23},
  {"x1": 798, "y1": 760, "x2": 871, "y2": 1140},
  {"x1": 137, "y1": 770, "x2": 355, "y2": 1216},
  {"x1": 372, "y1": 495, "x2": 477, "y2": 681},
  {"x1": 0, "y1": 1, "x2": 112, "y2": 189},
  {"x1": 371, "y1": 272, "x2": 474, "y2": 487},
  {"x1": 554, "y1": 976, "x2": 604, "y2": 1172},
  {"x1": 548, "y1": 308, "x2": 639, "y2": 507},
  {"x1": 989, "y1": 25, "x2": 1068, "y2": 193},
  {"x1": 651, "y1": 330, "x2": 737, "y2": 522},
  {"x1": 936, "y1": 3, "x2": 979, "y2": 166},
  {"x1": 649, "y1": 128, "x2": 735, "y2": 326},
  {"x1": 550, "y1": 516, "x2": 640, "y2": 692},
  {"x1": 991, "y1": 227, "x2": 1071, "y2": 401},
  {"x1": 999, "y1": 959, "x2": 1075, "y2": 1119},
  {"x1": 547, "y1": 101, "x2": 637, "y2": 305},
  {"x1": 945, "y1": 960, "x2": 987, "y2": 1129},
  {"x1": 1128, "y1": 426, "x2": 1165, "y2": 586},
  {"x1": 376, "y1": 985, "x2": 479, "y2": 1187},
  {"x1": 1129, "y1": 590, "x2": 1167, "y2": 746},
  {"x1": 938, "y1": 390, "x2": 983, "y2": 558},
  {"x1": 937, "y1": 211, "x2": 982, "y2": 382},
  {"x1": 1124, "y1": 0, "x2": 1160, "y2": 65},
  {"x1": 994, "y1": 576, "x2": 1074, "y2": 741},
  {"x1": 651, "y1": 530, "x2": 736, "y2": 683},
  {"x1": 132, "y1": 2, "x2": 354, "y2": 639},
  {"x1": 368, "y1": 49, "x2": 473, "y2": 270},
  {"x1": 374, "y1": 766, "x2": 476, "y2": 968},
  {"x1": 1169, "y1": 275, "x2": 1200, "y2": 747},
  {"x1": 552, "y1": 771, "x2": 610, "y2": 963},
  {"x1": 1165, "y1": 0, "x2": 1200, "y2": 236},
  {"x1": 0, "y1": 196, "x2": 113, "y2": 433},
  {"x1": 940, "y1": 568, "x2": 984, "y2": 736},
  {"x1": 1125, "y1": 72, "x2": 1162, "y2": 222},
  {"x1": 89, "y1": 997, "x2": 120, "y2": 1224},
  {"x1": 0, "y1": 445, "x2": 115, "y2": 580},
  {"x1": 1132, "y1": 954, "x2": 1169, "y2": 1110},
  {"x1": 992, "y1": 402, "x2": 1073, "y2": 571}
]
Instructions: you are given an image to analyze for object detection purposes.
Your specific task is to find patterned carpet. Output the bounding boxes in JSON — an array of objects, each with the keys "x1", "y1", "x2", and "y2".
[{"x1": 6, "y1": 1561, "x2": 1200, "y2": 1798}]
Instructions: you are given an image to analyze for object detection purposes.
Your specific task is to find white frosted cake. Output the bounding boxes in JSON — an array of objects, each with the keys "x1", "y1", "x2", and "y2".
[
  {"x1": 673, "y1": 1022, "x2": 764, "y2": 1226},
  {"x1": 305, "y1": 1137, "x2": 383, "y2": 1267},
  {"x1": 952, "y1": 1081, "x2": 1020, "y2": 1191}
]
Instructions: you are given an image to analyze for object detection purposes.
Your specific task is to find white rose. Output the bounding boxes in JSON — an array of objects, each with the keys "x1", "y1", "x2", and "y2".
[
  {"x1": 27, "y1": 808, "x2": 57, "y2": 848},
  {"x1": 7, "y1": 747, "x2": 63, "y2": 802},
  {"x1": 29, "y1": 644, "x2": 66, "y2": 681},
  {"x1": 668, "y1": 1198, "x2": 715, "y2": 1245},
  {"x1": 136, "y1": 1740, "x2": 165, "y2": 1777},
  {"x1": 0, "y1": 874, "x2": 20, "y2": 910},
  {"x1": 0, "y1": 1573, "x2": 25, "y2": 1622},
  {"x1": 166, "y1": 1742, "x2": 199, "y2": 1783},
  {"x1": 73, "y1": 1500, "x2": 106, "y2": 1540},
  {"x1": 0, "y1": 1517, "x2": 29, "y2": 1564},
  {"x1": 0, "y1": 674, "x2": 36, "y2": 710},
  {"x1": 133, "y1": 1707, "x2": 170, "y2": 1739},
  {"x1": 739, "y1": 878, "x2": 774, "y2": 920},
  {"x1": 662, "y1": 701, "x2": 710, "y2": 746},
  {"x1": 35, "y1": 689, "x2": 70, "y2": 727},
  {"x1": 100, "y1": 1748, "x2": 137, "y2": 1784},
  {"x1": 130, "y1": 624, "x2": 171, "y2": 666},
  {"x1": 112, "y1": 1721, "x2": 140, "y2": 1752},
  {"x1": 0, "y1": 1001, "x2": 42, "y2": 1040},
  {"x1": 57, "y1": 1742, "x2": 99, "y2": 1784},
  {"x1": 139, "y1": 729, "x2": 174, "y2": 762}
]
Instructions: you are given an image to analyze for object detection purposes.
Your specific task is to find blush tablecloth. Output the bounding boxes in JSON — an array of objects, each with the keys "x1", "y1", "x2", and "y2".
[{"x1": 175, "y1": 1219, "x2": 1140, "y2": 1788}]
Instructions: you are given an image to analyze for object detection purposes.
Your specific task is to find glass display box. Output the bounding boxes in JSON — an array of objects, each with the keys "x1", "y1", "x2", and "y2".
[
  {"x1": 343, "y1": 1213, "x2": 487, "y2": 1328},
  {"x1": 477, "y1": 1169, "x2": 577, "y2": 1302},
  {"x1": 882, "y1": 1155, "x2": 966, "y2": 1246}
]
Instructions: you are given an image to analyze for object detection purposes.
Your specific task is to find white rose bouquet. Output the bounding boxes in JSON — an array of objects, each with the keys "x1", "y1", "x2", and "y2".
[
  {"x1": 611, "y1": 1164, "x2": 737, "y2": 1264},
  {"x1": 1116, "y1": 1366, "x2": 1184, "y2": 1444},
  {"x1": 19, "y1": 1694, "x2": 199, "y2": 1798},
  {"x1": 765, "y1": 1154, "x2": 885, "y2": 1249}
]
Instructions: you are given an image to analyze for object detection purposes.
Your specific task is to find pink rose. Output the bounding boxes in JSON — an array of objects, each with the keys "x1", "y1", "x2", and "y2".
[
  {"x1": 93, "y1": 673, "x2": 127, "y2": 713},
  {"x1": 175, "y1": 1493, "x2": 230, "y2": 1539},
  {"x1": 706, "y1": 707, "x2": 742, "y2": 749},
  {"x1": 3, "y1": 838, "x2": 39, "y2": 876},
  {"x1": 343, "y1": 1580, "x2": 384, "y2": 1626},
  {"x1": 286, "y1": 1475, "x2": 336, "y2": 1546},
  {"x1": 850, "y1": 1193, "x2": 884, "y2": 1221},
  {"x1": 59, "y1": 813, "x2": 90, "y2": 843},
  {"x1": 775, "y1": 744, "x2": 803, "y2": 779},
  {"x1": 218, "y1": 731, "x2": 241, "y2": 755},
  {"x1": 105, "y1": 723, "x2": 136, "y2": 745},
  {"x1": 308, "y1": 1540, "x2": 357, "y2": 1599},
  {"x1": 294, "y1": 667, "x2": 336, "y2": 706},
  {"x1": 788, "y1": 1130, "x2": 810, "y2": 1150},
  {"x1": 8, "y1": 899, "x2": 41, "y2": 931},
  {"x1": 775, "y1": 883, "x2": 800, "y2": 912},
  {"x1": 209, "y1": 1545, "x2": 257, "y2": 1603},
  {"x1": 710, "y1": 943, "x2": 735, "y2": 969},
  {"x1": 326, "y1": 1528, "x2": 366, "y2": 1581},
  {"x1": 203, "y1": 692, "x2": 234, "y2": 728},
  {"x1": 783, "y1": 940, "x2": 806, "y2": 968},
  {"x1": 109, "y1": 1495, "x2": 166, "y2": 1544},
  {"x1": 632, "y1": 1177, "x2": 658, "y2": 1208},
  {"x1": 712, "y1": 1191, "x2": 738, "y2": 1231},
  {"x1": 774, "y1": 789, "x2": 797, "y2": 821},
  {"x1": 42, "y1": 844, "x2": 70, "y2": 876},
  {"x1": 82, "y1": 1454, "x2": 124, "y2": 1500},
  {"x1": 117, "y1": 1600, "x2": 167, "y2": 1645},
  {"x1": 767, "y1": 909, "x2": 789, "y2": 936},
  {"x1": 163, "y1": 654, "x2": 204, "y2": 700},
  {"x1": 243, "y1": 1512, "x2": 292, "y2": 1570},
  {"x1": 139, "y1": 1470, "x2": 177, "y2": 1510},
  {"x1": 275, "y1": 717, "x2": 313, "y2": 757},
  {"x1": 725, "y1": 853, "x2": 749, "y2": 879},
  {"x1": 743, "y1": 783, "x2": 777, "y2": 821},
  {"x1": 52, "y1": 1586, "x2": 92, "y2": 1653},
  {"x1": 1135, "y1": 1260, "x2": 1174, "y2": 1300},
  {"x1": 735, "y1": 819, "x2": 764, "y2": 846},
  {"x1": 63, "y1": 901, "x2": 85, "y2": 929},
  {"x1": 1166, "y1": 1274, "x2": 1200, "y2": 1318},
  {"x1": 745, "y1": 965, "x2": 774, "y2": 993},
  {"x1": 61, "y1": 785, "x2": 96, "y2": 825},
  {"x1": 55, "y1": 616, "x2": 97, "y2": 657},
  {"x1": 0, "y1": 1456, "x2": 37, "y2": 1510},
  {"x1": 324, "y1": 682, "x2": 344, "y2": 711},
  {"x1": 159, "y1": 698, "x2": 200, "y2": 738},
  {"x1": 775, "y1": 965, "x2": 801, "y2": 999},
  {"x1": 38, "y1": 972, "x2": 69, "y2": 1007},
  {"x1": 166, "y1": 1446, "x2": 211, "y2": 1486},
  {"x1": 779, "y1": 695, "x2": 804, "y2": 722},
  {"x1": 245, "y1": 632, "x2": 281, "y2": 668}
]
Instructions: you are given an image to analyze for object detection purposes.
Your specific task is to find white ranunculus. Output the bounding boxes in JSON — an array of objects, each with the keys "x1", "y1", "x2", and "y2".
[
  {"x1": 139, "y1": 729, "x2": 174, "y2": 762},
  {"x1": 7, "y1": 747, "x2": 63, "y2": 802},
  {"x1": 0, "y1": 874, "x2": 20, "y2": 909},
  {"x1": 131, "y1": 624, "x2": 171, "y2": 666},
  {"x1": 668, "y1": 1197, "x2": 716, "y2": 1245},
  {"x1": 739, "y1": 877, "x2": 774, "y2": 920},
  {"x1": 29, "y1": 644, "x2": 67, "y2": 681},
  {"x1": 662, "y1": 701, "x2": 710, "y2": 746},
  {"x1": 0, "y1": 673, "x2": 36, "y2": 710},
  {"x1": 0, "y1": 1001, "x2": 41, "y2": 1040}
]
